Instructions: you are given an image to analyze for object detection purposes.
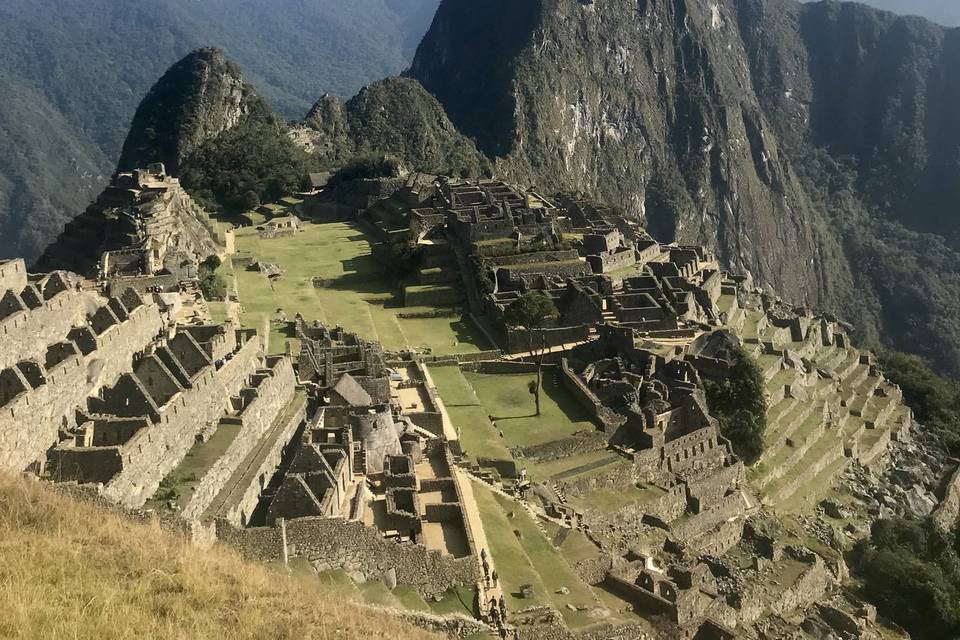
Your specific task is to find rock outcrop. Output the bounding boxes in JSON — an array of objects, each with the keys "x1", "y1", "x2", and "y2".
[{"x1": 409, "y1": 0, "x2": 853, "y2": 310}]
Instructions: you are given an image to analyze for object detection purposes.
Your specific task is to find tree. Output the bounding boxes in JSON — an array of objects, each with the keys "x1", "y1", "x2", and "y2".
[
  {"x1": 504, "y1": 292, "x2": 559, "y2": 416},
  {"x1": 702, "y1": 351, "x2": 767, "y2": 463}
]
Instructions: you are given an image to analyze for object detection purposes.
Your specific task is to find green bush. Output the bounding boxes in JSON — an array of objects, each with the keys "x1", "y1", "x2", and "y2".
[
  {"x1": 180, "y1": 120, "x2": 317, "y2": 213},
  {"x1": 853, "y1": 517, "x2": 960, "y2": 639},
  {"x1": 702, "y1": 351, "x2": 767, "y2": 463},
  {"x1": 878, "y1": 350, "x2": 960, "y2": 453},
  {"x1": 200, "y1": 272, "x2": 227, "y2": 301},
  {"x1": 329, "y1": 154, "x2": 405, "y2": 184}
]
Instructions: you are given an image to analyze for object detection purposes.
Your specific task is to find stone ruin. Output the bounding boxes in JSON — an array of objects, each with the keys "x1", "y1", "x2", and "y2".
[
  {"x1": 0, "y1": 169, "x2": 933, "y2": 638},
  {"x1": 37, "y1": 163, "x2": 224, "y2": 291}
]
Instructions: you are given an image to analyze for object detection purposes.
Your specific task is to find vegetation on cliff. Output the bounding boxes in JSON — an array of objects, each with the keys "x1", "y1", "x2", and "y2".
[
  {"x1": 298, "y1": 77, "x2": 492, "y2": 179},
  {"x1": 853, "y1": 517, "x2": 960, "y2": 639},
  {"x1": 181, "y1": 119, "x2": 316, "y2": 213},
  {"x1": 0, "y1": 473, "x2": 440, "y2": 640},
  {"x1": 702, "y1": 351, "x2": 767, "y2": 463},
  {"x1": 0, "y1": 0, "x2": 442, "y2": 262},
  {"x1": 879, "y1": 350, "x2": 960, "y2": 454}
]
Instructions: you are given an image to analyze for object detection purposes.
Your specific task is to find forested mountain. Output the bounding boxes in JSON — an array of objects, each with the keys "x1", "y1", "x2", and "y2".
[{"x1": 0, "y1": 0, "x2": 441, "y2": 262}]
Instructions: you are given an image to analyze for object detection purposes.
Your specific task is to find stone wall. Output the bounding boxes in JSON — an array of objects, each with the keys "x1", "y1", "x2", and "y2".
[
  {"x1": 520, "y1": 431, "x2": 608, "y2": 463},
  {"x1": 503, "y1": 325, "x2": 590, "y2": 354},
  {"x1": 0, "y1": 259, "x2": 27, "y2": 294},
  {"x1": 407, "y1": 411, "x2": 445, "y2": 436},
  {"x1": 217, "y1": 516, "x2": 479, "y2": 599},
  {"x1": 404, "y1": 285, "x2": 465, "y2": 307},
  {"x1": 460, "y1": 360, "x2": 540, "y2": 374},
  {"x1": 103, "y1": 335, "x2": 263, "y2": 507},
  {"x1": 934, "y1": 464, "x2": 960, "y2": 532},
  {"x1": 0, "y1": 284, "x2": 99, "y2": 370},
  {"x1": 559, "y1": 357, "x2": 625, "y2": 431},
  {"x1": 671, "y1": 491, "x2": 747, "y2": 542},
  {"x1": 180, "y1": 357, "x2": 297, "y2": 521},
  {"x1": 215, "y1": 394, "x2": 307, "y2": 528},
  {"x1": 587, "y1": 248, "x2": 636, "y2": 274},
  {"x1": 1, "y1": 300, "x2": 164, "y2": 473}
]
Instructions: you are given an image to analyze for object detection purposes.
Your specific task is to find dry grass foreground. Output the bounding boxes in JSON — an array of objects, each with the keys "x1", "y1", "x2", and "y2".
[{"x1": 0, "y1": 473, "x2": 443, "y2": 640}]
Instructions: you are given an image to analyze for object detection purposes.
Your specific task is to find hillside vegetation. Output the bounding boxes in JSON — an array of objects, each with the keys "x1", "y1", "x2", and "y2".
[
  {"x1": 0, "y1": 0, "x2": 441, "y2": 262},
  {"x1": 0, "y1": 473, "x2": 440, "y2": 640}
]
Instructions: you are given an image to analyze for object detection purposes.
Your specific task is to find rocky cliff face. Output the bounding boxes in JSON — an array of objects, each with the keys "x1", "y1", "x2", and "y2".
[
  {"x1": 410, "y1": 0, "x2": 855, "y2": 309},
  {"x1": 740, "y1": 0, "x2": 960, "y2": 237},
  {"x1": 409, "y1": 0, "x2": 960, "y2": 344},
  {"x1": 117, "y1": 48, "x2": 275, "y2": 175}
]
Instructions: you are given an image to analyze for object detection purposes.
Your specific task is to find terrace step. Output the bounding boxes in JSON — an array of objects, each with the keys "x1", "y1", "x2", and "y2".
[{"x1": 762, "y1": 433, "x2": 845, "y2": 508}]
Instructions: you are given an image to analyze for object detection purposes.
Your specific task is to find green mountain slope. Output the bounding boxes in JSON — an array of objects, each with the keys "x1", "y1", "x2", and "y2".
[
  {"x1": 0, "y1": 0, "x2": 441, "y2": 261},
  {"x1": 802, "y1": 0, "x2": 960, "y2": 27}
]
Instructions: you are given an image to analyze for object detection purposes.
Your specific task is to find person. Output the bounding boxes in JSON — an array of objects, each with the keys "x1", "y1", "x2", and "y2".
[
  {"x1": 499, "y1": 595, "x2": 507, "y2": 619},
  {"x1": 491, "y1": 569, "x2": 499, "y2": 587}
]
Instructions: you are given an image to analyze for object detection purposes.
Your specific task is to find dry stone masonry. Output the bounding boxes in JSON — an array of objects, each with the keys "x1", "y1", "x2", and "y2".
[{"x1": 0, "y1": 167, "x2": 930, "y2": 640}]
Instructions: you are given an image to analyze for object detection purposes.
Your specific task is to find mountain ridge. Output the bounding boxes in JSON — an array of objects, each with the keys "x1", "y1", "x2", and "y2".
[{"x1": 0, "y1": 0, "x2": 442, "y2": 262}]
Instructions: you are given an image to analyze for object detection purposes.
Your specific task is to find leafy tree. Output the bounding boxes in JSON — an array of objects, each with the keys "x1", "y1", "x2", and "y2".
[
  {"x1": 199, "y1": 273, "x2": 227, "y2": 301},
  {"x1": 180, "y1": 120, "x2": 317, "y2": 214},
  {"x1": 878, "y1": 350, "x2": 960, "y2": 453},
  {"x1": 853, "y1": 517, "x2": 960, "y2": 639},
  {"x1": 201, "y1": 255, "x2": 222, "y2": 271},
  {"x1": 329, "y1": 154, "x2": 405, "y2": 184},
  {"x1": 702, "y1": 350, "x2": 767, "y2": 463},
  {"x1": 504, "y1": 292, "x2": 559, "y2": 416},
  {"x1": 198, "y1": 255, "x2": 227, "y2": 301}
]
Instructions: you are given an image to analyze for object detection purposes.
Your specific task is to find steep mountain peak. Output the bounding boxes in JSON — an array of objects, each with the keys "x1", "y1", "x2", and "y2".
[
  {"x1": 117, "y1": 47, "x2": 275, "y2": 175},
  {"x1": 291, "y1": 76, "x2": 490, "y2": 177},
  {"x1": 410, "y1": 0, "x2": 840, "y2": 308}
]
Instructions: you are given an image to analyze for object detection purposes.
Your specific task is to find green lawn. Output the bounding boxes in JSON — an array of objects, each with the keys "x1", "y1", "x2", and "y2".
[
  {"x1": 427, "y1": 365, "x2": 512, "y2": 463},
  {"x1": 472, "y1": 484, "x2": 602, "y2": 628},
  {"x1": 148, "y1": 422, "x2": 242, "y2": 509},
  {"x1": 524, "y1": 449, "x2": 620, "y2": 483},
  {"x1": 564, "y1": 481, "x2": 666, "y2": 515},
  {"x1": 463, "y1": 372, "x2": 596, "y2": 449},
  {"x1": 426, "y1": 585, "x2": 476, "y2": 618},
  {"x1": 231, "y1": 219, "x2": 490, "y2": 355}
]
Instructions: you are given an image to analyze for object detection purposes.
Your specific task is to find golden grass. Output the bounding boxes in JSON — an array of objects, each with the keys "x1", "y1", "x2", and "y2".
[{"x1": 0, "y1": 474, "x2": 443, "y2": 640}]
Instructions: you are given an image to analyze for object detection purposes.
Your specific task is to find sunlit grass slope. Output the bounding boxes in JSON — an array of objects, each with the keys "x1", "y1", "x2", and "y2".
[{"x1": 0, "y1": 473, "x2": 442, "y2": 640}]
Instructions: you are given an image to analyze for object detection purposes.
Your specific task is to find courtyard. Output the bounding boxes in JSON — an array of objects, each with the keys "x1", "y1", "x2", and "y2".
[{"x1": 230, "y1": 218, "x2": 491, "y2": 355}]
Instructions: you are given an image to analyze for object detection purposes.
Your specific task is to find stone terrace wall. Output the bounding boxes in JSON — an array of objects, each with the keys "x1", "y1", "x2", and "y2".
[
  {"x1": 217, "y1": 516, "x2": 479, "y2": 599},
  {"x1": 0, "y1": 285, "x2": 100, "y2": 370},
  {"x1": 181, "y1": 358, "x2": 297, "y2": 521},
  {"x1": 560, "y1": 357, "x2": 626, "y2": 431},
  {"x1": 215, "y1": 394, "x2": 307, "y2": 528},
  {"x1": 0, "y1": 259, "x2": 27, "y2": 294},
  {"x1": 0, "y1": 302, "x2": 164, "y2": 472},
  {"x1": 503, "y1": 325, "x2": 590, "y2": 354},
  {"x1": 103, "y1": 336, "x2": 263, "y2": 507}
]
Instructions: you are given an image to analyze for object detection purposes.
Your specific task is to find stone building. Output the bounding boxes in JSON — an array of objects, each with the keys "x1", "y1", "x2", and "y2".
[{"x1": 296, "y1": 318, "x2": 385, "y2": 385}]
